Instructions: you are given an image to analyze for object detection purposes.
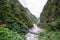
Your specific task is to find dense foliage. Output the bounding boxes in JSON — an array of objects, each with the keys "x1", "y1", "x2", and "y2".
[
  {"x1": 40, "y1": 0, "x2": 60, "y2": 30},
  {"x1": 39, "y1": 0, "x2": 60, "y2": 40},
  {"x1": 39, "y1": 31, "x2": 60, "y2": 40},
  {"x1": 0, "y1": 0, "x2": 35, "y2": 34},
  {"x1": 25, "y1": 8, "x2": 37, "y2": 23},
  {"x1": 0, "y1": 0, "x2": 37, "y2": 40},
  {"x1": 0, "y1": 27, "x2": 25, "y2": 40}
]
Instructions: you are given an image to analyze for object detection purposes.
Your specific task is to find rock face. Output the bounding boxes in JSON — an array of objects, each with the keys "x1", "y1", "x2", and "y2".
[{"x1": 0, "y1": 0, "x2": 36, "y2": 33}]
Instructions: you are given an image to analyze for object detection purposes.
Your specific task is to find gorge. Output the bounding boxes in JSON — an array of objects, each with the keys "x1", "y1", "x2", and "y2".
[{"x1": 0, "y1": 0, "x2": 60, "y2": 40}]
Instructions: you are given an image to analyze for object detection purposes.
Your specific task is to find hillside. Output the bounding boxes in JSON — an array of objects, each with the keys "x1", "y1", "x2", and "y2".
[
  {"x1": 40, "y1": 0, "x2": 60, "y2": 30},
  {"x1": 25, "y1": 8, "x2": 37, "y2": 23},
  {"x1": 0, "y1": 0, "x2": 36, "y2": 34},
  {"x1": 0, "y1": 0, "x2": 38, "y2": 40},
  {"x1": 39, "y1": 0, "x2": 60, "y2": 40}
]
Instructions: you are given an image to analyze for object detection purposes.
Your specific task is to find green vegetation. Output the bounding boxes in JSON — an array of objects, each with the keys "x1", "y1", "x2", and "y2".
[
  {"x1": 39, "y1": 0, "x2": 60, "y2": 40},
  {"x1": 0, "y1": 0, "x2": 36, "y2": 33},
  {"x1": 0, "y1": 27, "x2": 25, "y2": 40},
  {"x1": 39, "y1": 31, "x2": 60, "y2": 40},
  {"x1": 0, "y1": 0, "x2": 36, "y2": 40},
  {"x1": 25, "y1": 8, "x2": 37, "y2": 23}
]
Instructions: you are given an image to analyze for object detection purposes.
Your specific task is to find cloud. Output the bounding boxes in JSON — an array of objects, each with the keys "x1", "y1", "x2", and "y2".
[
  {"x1": 18, "y1": 0, "x2": 48, "y2": 18},
  {"x1": 26, "y1": 0, "x2": 47, "y2": 18},
  {"x1": 18, "y1": 0, "x2": 27, "y2": 7}
]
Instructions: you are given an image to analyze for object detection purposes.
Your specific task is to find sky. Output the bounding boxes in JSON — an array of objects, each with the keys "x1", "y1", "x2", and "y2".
[{"x1": 18, "y1": 0, "x2": 48, "y2": 18}]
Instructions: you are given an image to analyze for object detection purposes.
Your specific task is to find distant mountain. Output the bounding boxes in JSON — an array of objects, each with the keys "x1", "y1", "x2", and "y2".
[{"x1": 25, "y1": 8, "x2": 37, "y2": 23}]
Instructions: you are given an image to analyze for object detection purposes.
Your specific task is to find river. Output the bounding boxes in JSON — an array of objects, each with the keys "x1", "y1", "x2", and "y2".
[{"x1": 25, "y1": 24, "x2": 44, "y2": 40}]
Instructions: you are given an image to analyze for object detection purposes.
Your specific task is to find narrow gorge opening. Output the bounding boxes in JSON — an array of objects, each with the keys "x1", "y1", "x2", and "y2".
[{"x1": 0, "y1": 0, "x2": 60, "y2": 40}]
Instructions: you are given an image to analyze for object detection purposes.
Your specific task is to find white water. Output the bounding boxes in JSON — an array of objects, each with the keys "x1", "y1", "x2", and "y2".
[{"x1": 25, "y1": 24, "x2": 44, "y2": 40}]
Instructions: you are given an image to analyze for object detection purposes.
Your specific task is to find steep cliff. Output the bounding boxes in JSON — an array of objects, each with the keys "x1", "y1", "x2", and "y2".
[
  {"x1": 0, "y1": 0, "x2": 35, "y2": 34},
  {"x1": 40, "y1": 0, "x2": 60, "y2": 30},
  {"x1": 25, "y1": 8, "x2": 37, "y2": 23},
  {"x1": 39, "y1": 0, "x2": 60, "y2": 40}
]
